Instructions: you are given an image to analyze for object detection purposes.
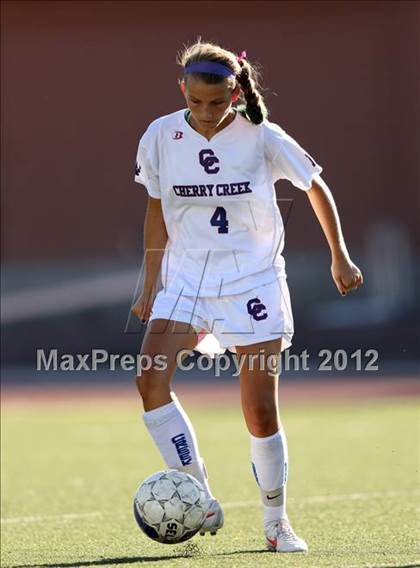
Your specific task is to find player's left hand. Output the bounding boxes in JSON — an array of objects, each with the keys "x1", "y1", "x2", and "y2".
[{"x1": 331, "y1": 255, "x2": 363, "y2": 296}]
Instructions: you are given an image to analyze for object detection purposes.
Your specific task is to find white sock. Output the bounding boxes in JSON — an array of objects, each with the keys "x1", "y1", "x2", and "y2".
[
  {"x1": 250, "y1": 429, "x2": 288, "y2": 524},
  {"x1": 142, "y1": 393, "x2": 214, "y2": 500}
]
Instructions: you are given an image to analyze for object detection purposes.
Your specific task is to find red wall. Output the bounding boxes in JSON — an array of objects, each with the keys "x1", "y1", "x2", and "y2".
[{"x1": 2, "y1": 1, "x2": 419, "y2": 259}]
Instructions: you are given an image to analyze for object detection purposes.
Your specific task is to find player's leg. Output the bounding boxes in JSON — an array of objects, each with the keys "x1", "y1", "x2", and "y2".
[
  {"x1": 236, "y1": 338, "x2": 286, "y2": 516},
  {"x1": 136, "y1": 318, "x2": 196, "y2": 410},
  {"x1": 136, "y1": 318, "x2": 211, "y2": 494},
  {"x1": 136, "y1": 318, "x2": 224, "y2": 534},
  {"x1": 236, "y1": 338, "x2": 307, "y2": 552}
]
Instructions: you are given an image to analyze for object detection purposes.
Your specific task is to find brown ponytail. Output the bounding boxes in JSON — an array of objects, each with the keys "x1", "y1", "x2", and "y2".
[
  {"x1": 235, "y1": 58, "x2": 268, "y2": 125},
  {"x1": 177, "y1": 40, "x2": 268, "y2": 125}
]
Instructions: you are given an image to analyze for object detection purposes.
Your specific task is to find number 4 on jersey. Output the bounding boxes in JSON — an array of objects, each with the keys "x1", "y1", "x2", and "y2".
[{"x1": 210, "y1": 206, "x2": 229, "y2": 234}]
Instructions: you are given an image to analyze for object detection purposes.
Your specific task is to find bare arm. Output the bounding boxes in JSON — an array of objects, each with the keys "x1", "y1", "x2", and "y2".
[
  {"x1": 143, "y1": 196, "x2": 168, "y2": 290},
  {"x1": 132, "y1": 196, "x2": 168, "y2": 322},
  {"x1": 306, "y1": 175, "x2": 363, "y2": 295}
]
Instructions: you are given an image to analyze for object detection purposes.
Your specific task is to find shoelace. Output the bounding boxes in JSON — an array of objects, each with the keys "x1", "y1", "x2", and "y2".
[{"x1": 277, "y1": 519, "x2": 298, "y2": 543}]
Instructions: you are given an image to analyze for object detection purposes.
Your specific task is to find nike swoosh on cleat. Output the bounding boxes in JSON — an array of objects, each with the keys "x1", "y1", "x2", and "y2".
[
  {"x1": 266, "y1": 537, "x2": 277, "y2": 547},
  {"x1": 206, "y1": 512, "x2": 215, "y2": 518}
]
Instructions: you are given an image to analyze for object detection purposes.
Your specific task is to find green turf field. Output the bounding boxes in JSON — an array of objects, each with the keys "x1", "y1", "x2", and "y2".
[{"x1": 1, "y1": 396, "x2": 419, "y2": 568}]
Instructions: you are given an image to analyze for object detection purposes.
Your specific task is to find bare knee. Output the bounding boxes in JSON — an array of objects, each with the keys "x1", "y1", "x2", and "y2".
[
  {"x1": 243, "y1": 402, "x2": 279, "y2": 437},
  {"x1": 135, "y1": 368, "x2": 172, "y2": 410}
]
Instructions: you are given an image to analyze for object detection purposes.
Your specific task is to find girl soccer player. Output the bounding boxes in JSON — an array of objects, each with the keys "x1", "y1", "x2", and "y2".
[{"x1": 132, "y1": 41, "x2": 363, "y2": 553}]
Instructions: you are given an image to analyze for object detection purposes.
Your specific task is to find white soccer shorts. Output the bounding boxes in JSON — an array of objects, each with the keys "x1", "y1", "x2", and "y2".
[{"x1": 149, "y1": 277, "x2": 294, "y2": 357}]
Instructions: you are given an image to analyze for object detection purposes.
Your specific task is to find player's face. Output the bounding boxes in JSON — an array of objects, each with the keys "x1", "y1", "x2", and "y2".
[{"x1": 183, "y1": 76, "x2": 236, "y2": 128}]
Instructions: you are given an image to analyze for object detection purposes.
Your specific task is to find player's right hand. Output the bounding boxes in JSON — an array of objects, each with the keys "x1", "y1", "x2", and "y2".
[{"x1": 131, "y1": 287, "x2": 156, "y2": 324}]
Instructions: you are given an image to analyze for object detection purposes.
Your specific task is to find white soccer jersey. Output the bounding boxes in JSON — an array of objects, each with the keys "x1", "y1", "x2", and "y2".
[{"x1": 134, "y1": 109, "x2": 322, "y2": 297}]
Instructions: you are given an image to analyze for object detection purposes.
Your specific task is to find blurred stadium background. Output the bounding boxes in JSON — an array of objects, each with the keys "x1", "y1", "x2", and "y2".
[
  {"x1": 1, "y1": 0, "x2": 419, "y2": 384},
  {"x1": 2, "y1": 3, "x2": 419, "y2": 567}
]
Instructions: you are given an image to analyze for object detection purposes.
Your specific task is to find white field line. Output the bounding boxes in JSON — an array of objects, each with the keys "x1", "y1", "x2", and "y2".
[
  {"x1": 2, "y1": 490, "x2": 418, "y2": 526},
  {"x1": 223, "y1": 489, "x2": 420, "y2": 509},
  {"x1": 1, "y1": 511, "x2": 103, "y2": 525}
]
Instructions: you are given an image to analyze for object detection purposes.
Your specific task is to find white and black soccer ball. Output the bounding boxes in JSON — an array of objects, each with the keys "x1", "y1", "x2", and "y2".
[{"x1": 133, "y1": 470, "x2": 209, "y2": 544}]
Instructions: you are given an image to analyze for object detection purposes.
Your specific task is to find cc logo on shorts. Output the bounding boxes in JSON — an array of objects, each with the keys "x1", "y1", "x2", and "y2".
[
  {"x1": 247, "y1": 297, "x2": 268, "y2": 321},
  {"x1": 199, "y1": 149, "x2": 220, "y2": 174}
]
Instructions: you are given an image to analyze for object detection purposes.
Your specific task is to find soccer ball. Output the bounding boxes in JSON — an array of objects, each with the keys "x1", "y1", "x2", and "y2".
[{"x1": 133, "y1": 470, "x2": 209, "y2": 544}]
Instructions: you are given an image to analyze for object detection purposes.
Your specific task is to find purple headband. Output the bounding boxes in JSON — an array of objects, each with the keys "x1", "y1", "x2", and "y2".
[{"x1": 184, "y1": 61, "x2": 235, "y2": 77}]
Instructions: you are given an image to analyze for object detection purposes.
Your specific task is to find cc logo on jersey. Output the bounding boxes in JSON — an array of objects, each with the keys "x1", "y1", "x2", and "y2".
[
  {"x1": 199, "y1": 149, "x2": 220, "y2": 174},
  {"x1": 247, "y1": 298, "x2": 268, "y2": 321}
]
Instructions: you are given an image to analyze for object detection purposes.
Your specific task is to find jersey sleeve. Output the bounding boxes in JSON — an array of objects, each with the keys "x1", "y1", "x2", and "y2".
[
  {"x1": 263, "y1": 120, "x2": 323, "y2": 190},
  {"x1": 134, "y1": 121, "x2": 161, "y2": 198}
]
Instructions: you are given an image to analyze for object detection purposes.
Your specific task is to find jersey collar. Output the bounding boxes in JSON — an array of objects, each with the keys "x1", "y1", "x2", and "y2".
[{"x1": 182, "y1": 108, "x2": 238, "y2": 142}]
